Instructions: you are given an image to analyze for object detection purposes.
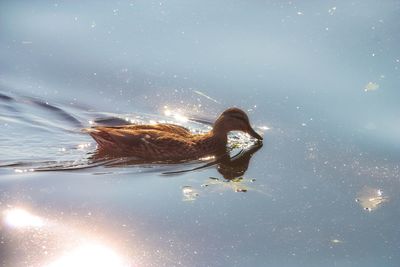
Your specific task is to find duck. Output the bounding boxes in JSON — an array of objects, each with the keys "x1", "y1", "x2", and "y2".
[{"x1": 86, "y1": 107, "x2": 263, "y2": 161}]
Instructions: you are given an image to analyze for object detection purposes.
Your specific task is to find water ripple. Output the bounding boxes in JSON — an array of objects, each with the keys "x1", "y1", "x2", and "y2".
[{"x1": 0, "y1": 92, "x2": 262, "y2": 175}]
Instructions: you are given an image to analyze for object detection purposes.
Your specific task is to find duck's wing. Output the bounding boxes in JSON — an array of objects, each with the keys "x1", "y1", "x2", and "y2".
[
  {"x1": 92, "y1": 123, "x2": 192, "y2": 137},
  {"x1": 87, "y1": 127, "x2": 195, "y2": 158}
]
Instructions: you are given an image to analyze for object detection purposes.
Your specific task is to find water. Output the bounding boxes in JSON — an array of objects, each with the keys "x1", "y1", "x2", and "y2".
[{"x1": 1, "y1": 1, "x2": 400, "y2": 266}]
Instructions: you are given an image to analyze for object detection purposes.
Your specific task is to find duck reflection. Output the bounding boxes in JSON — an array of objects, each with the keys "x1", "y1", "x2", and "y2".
[
  {"x1": 32, "y1": 139, "x2": 262, "y2": 173},
  {"x1": 216, "y1": 141, "x2": 262, "y2": 180},
  {"x1": 90, "y1": 140, "x2": 263, "y2": 180}
]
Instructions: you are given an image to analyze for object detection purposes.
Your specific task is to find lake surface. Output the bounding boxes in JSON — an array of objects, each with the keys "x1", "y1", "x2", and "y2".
[{"x1": 1, "y1": 1, "x2": 400, "y2": 266}]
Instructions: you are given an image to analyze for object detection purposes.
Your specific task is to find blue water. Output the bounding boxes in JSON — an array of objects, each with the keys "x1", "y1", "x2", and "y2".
[{"x1": 1, "y1": 1, "x2": 400, "y2": 266}]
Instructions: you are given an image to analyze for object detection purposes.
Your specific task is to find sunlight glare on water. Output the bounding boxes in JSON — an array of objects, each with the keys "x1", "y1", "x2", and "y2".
[
  {"x1": 163, "y1": 106, "x2": 189, "y2": 123},
  {"x1": 1, "y1": 0, "x2": 400, "y2": 266},
  {"x1": 3, "y1": 208, "x2": 45, "y2": 229},
  {"x1": 45, "y1": 243, "x2": 128, "y2": 267}
]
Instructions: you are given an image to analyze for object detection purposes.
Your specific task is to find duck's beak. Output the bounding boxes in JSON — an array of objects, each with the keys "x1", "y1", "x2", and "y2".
[{"x1": 247, "y1": 126, "x2": 263, "y2": 140}]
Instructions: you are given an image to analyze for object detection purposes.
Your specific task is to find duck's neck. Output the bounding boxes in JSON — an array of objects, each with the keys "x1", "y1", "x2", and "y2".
[
  {"x1": 194, "y1": 130, "x2": 227, "y2": 152},
  {"x1": 211, "y1": 129, "x2": 228, "y2": 146}
]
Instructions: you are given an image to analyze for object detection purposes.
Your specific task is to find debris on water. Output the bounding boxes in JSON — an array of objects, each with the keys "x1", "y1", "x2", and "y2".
[
  {"x1": 182, "y1": 186, "x2": 199, "y2": 202},
  {"x1": 231, "y1": 177, "x2": 243, "y2": 183},
  {"x1": 330, "y1": 239, "x2": 344, "y2": 244},
  {"x1": 364, "y1": 82, "x2": 379, "y2": 92},
  {"x1": 235, "y1": 188, "x2": 247, "y2": 192},
  {"x1": 202, "y1": 176, "x2": 272, "y2": 196},
  {"x1": 192, "y1": 90, "x2": 220, "y2": 104},
  {"x1": 203, "y1": 177, "x2": 251, "y2": 193},
  {"x1": 355, "y1": 186, "x2": 388, "y2": 212}
]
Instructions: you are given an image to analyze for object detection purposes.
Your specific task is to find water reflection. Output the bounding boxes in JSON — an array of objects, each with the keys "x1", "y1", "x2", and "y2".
[{"x1": 185, "y1": 143, "x2": 266, "y2": 196}]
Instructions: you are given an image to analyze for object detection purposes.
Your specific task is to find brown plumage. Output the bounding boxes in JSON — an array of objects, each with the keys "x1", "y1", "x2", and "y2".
[{"x1": 86, "y1": 108, "x2": 263, "y2": 161}]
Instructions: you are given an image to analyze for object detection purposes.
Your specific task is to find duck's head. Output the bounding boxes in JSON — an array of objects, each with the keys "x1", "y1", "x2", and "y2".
[{"x1": 213, "y1": 108, "x2": 263, "y2": 140}]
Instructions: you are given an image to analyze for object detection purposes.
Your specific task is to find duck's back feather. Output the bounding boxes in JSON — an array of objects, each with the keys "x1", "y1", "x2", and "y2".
[
  {"x1": 97, "y1": 124, "x2": 192, "y2": 137},
  {"x1": 87, "y1": 124, "x2": 198, "y2": 160}
]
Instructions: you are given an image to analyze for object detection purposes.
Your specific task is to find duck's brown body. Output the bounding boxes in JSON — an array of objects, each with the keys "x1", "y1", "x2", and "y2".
[
  {"x1": 88, "y1": 124, "x2": 226, "y2": 161},
  {"x1": 87, "y1": 108, "x2": 262, "y2": 161}
]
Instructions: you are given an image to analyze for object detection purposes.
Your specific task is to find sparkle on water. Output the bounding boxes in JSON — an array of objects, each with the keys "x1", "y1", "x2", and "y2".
[
  {"x1": 355, "y1": 186, "x2": 389, "y2": 212},
  {"x1": 1, "y1": 1, "x2": 400, "y2": 267}
]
